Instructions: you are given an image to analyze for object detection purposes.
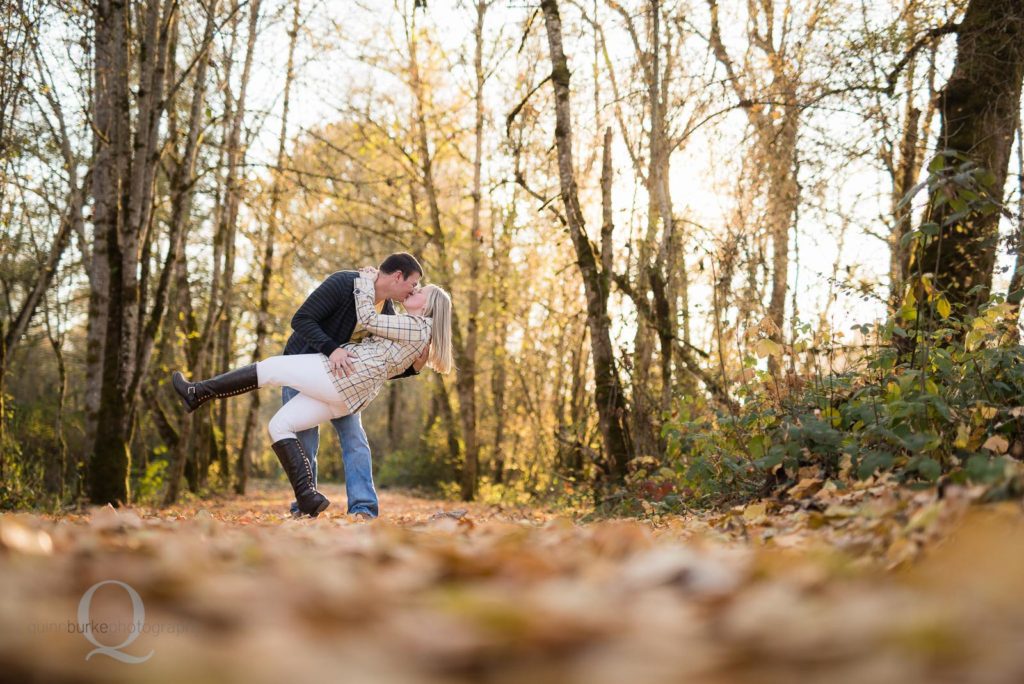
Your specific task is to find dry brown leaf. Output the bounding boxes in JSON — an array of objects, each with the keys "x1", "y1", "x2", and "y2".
[
  {"x1": 787, "y1": 478, "x2": 824, "y2": 499},
  {"x1": 1, "y1": 480, "x2": 1022, "y2": 683},
  {"x1": 0, "y1": 516, "x2": 53, "y2": 555},
  {"x1": 743, "y1": 502, "x2": 768, "y2": 522},
  {"x1": 982, "y1": 434, "x2": 1010, "y2": 454}
]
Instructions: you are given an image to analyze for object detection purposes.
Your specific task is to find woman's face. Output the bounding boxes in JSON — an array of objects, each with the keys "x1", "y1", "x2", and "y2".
[{"x1": 403, "y1": 286, "x2": 427, "y2": 314}]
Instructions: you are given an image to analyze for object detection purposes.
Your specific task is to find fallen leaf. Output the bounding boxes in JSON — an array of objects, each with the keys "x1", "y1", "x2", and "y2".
[
  {"x1": 0, "y1": 517, "x2": 53, "y2": 555},
  {"x1": 743, "y1": 502, "x2": 768, "y2": 522},
  {"x1": 906, "y1": 502, "x2": 943, "y2": 532},
  {"x1": 88, "y1": 503, "x2": 142, "y2": 532},
  {"x1": 787, "y1": 478, "x2": 824, "y2": 499},
  {"x1": 823, "y1": 504, "x2": 859, "y2": 519},
  {"x1": 982, "y1": 435, "x2": 1009, "y2": 454}
]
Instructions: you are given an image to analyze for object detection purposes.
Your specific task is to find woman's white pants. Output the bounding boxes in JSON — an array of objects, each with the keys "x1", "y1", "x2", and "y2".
[{"x1": 256, "y1": 354, "x2": 350, "y2": 442}]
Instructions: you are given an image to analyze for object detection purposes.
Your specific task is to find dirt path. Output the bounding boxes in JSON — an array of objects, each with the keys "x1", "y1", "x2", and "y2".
[{"x1": 1, "y1": 480, "x2": 1022, "y2": 683}]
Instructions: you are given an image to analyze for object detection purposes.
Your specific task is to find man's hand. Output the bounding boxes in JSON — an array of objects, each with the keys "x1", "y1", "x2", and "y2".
[
  {"x1": 328, "y1": 347, "x2": 355, "y2": 378},
  {"x1": 412, "y1": 344, "x2": 430, "y2": 372}
]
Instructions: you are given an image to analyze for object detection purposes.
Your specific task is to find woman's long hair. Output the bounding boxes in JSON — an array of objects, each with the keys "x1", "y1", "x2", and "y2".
[{"x1": 422, "y1": 285, "x2": 454, "y2": 374}]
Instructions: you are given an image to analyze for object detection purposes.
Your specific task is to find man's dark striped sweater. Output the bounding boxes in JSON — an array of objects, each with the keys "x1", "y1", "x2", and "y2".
[{"x1": 284, "y1": 270, "x2": 417, "y2": 378}]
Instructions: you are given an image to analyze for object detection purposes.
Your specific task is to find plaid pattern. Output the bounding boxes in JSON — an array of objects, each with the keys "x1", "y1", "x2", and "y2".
[
  {"x1": 322, "y1": 276, "x2": 431, "y2": 413},
  {"x1": 349, "y1": 300, "x2": 384, "y2": 343},
  {"x1": 285, "y1": 271, "x2": 364, "y2": 357}
]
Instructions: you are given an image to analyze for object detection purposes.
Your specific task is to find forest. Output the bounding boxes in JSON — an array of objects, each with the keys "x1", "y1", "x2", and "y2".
[
  {"x1": 1, "y1": 0, "x2": 1023, "y2": 680},
  {"x1": 2, "y1": 0, "x2": 1020, "y2": 511}
]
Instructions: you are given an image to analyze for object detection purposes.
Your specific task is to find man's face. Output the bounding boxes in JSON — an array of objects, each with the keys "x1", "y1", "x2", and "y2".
[{"x1": 389, "y1": 271, "x2": 421, "y2": 301}]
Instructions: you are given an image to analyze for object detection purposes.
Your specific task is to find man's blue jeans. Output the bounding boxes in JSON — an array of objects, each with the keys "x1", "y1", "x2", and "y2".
[{"x1": 282, "y1": 386, "x2": 379, "y2": 517}]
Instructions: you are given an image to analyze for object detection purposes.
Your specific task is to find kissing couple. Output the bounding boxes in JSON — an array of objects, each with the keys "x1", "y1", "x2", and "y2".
[{"x1": 170, "y1": 253, "x2": 453, "y2": 518}]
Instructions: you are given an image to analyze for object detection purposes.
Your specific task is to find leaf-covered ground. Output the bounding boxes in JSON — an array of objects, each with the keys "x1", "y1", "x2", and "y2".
[{"x1": 2, "y1": 479, "x2": 1023, "y2": 683}]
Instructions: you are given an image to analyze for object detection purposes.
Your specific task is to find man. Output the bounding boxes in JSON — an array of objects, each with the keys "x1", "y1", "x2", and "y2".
[{"x1": 282, "y1": 252, "x2": 424, "y2": 519}]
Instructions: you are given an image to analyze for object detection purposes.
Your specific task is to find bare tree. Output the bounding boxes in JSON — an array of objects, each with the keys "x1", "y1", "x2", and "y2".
[
  {"x1": 539, "y1": 0, "x2": 633, "y2": 481},
  {"x1": 240, "y1": 0, "x2": 287, "y2": 497},
  {"x1": 404, "y1": 3, "x2": 485, "y2": 501},
  {"x1": 706, "y1": 0, "x2": 830, "y2": 375},
  {"x1": 89, "y1": 0, "x2": 225, "y2": 504}
]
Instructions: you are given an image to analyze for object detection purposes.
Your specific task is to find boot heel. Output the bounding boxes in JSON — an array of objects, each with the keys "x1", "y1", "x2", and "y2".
[{"x1": 272, "y1": 438, "x2": 331, "y2": 517}]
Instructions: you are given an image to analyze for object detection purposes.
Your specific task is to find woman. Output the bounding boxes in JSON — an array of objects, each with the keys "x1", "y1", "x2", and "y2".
[{"x1": 170, "y1": 268, "x2": 454, "y2": 516}]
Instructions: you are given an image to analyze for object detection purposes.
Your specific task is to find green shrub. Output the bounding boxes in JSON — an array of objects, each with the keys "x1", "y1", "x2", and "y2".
[
  {"x1": 376, "y1": 447, "x2": 459, "y2": 493},
  {"x1": 657, "y1": 153, "x2": 1024, "y2": 508},
  {"x1": 135, "y1": 458, "x2": 170, "y2": 506},
  {"x1": 661, "y1": 299, "x2": 1024, "y2": 507}
]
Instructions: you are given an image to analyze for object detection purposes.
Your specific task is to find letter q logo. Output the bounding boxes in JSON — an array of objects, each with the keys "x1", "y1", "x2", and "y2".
[{"x1": 77, "y1": 580, "x2": 154, "y2": 663}]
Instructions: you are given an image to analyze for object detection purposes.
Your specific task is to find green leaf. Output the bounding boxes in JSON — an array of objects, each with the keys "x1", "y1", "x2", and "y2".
[
  {"x1": 927, "y1": 396, "x2": 952, "y2": 422},
  {"x1": 857, "y1": 450, "x2": 894, "y2": 479},
  {"x1": 896, "y1": 179, "x2": 929, "y2": 210},
  {"x1": 748, "y1": 434, "x2": 767, "y2": 459},
  {"x1": 900, "y1": 431, "x2": 940, "y2": 453},
  {"x1": 916, "y1": 456, "x2": 941, "y2": 481},
  {"x1": 948, "y1": 196, "x2": 968, "y2": 213},
  {"x1": 755, "y1": 445, "x2": 786, "y2": 471},
  {"x1": 965, "y1": 454, "x2": 1004, "y2": 483},
  {"x1": 965, "y1": 329, "x2": 985, "y2": 351}
]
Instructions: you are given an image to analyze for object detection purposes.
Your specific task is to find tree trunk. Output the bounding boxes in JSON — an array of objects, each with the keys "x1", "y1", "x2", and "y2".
[
  {"x1": 645, "y1": 0, "x2": 681, "y2": 435},
  {"x1": 131, "y1": 0, "x2": 218, "y2": 419},
  {"x1": 913, "y1": 0, "x2": 1024, "y2": 315},
  {"x1": 406, "y1": 7, "x2": 479, "y2": 499},
  {"x1": 490, "y1": 204, "x2": 512, "y2": 484},
  {"x1": 386, "y1": 384, "x2": 400, "y2": 453},
  {"x1": 890, "y1": 104, "x2": 922, "y2": 306},
  {"x1": 456, "y1": 0, "x2": 488, "y2": 501},
  {"x1": 763, "y1": 114, "x2": 800, "y2": 376},
  {"x1": 434, "y1": 373, "x2": 462, "y2": 473},
  {"x1": 564, "y1": 321, "x2": 589, "y2": 479},
  {"x1": 239, "y1": 0, "x2": 281, "y2": 496},
  {"x1": 1006, "y1": 120, "x2": 1024, "y2": 341},
  {"x1": 541, "y1": 0, "x2": 632, "y2": 481},
  {"x1": 707, "y1": 0, "x2": 805, "y2": 376},
  {"x1": 44, "y1": 303, "x2": 67, "y2": 500},
  {"x1": 87, "y1": 0, "x2": 133, "y2": 505},
  {"x1": 89, "y1": 0, "x2": 199, "y2": 505},
  {"x1": 215, "y1": 1, "x2": 253, "y2": 486},
  {"x1": 0, "y1": 324, "x2": 5, "y2": 481},
  {"x1": 164, "y1": 254, "x2": 198, "y2": 505}
]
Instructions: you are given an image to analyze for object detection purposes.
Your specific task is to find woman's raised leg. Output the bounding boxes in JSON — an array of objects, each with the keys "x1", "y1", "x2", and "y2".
[
  {"x1": 267, "y1": 391, "x2": 348, "y2": 442},
  {"x1": 171, "y1": 364, "x2": 258, "y2": 413},
  {"x1": 257, "y1": 354, "x2": 347, "y2": 407}
]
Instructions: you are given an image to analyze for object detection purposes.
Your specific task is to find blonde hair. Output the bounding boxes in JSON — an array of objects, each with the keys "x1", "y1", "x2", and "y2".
[{"x1": 421, "y1": 285, "x2": 454, "y2": 374}]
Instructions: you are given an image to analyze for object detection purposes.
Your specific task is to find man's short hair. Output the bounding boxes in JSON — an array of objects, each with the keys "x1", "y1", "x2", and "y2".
[{"x1": 379, "y1": 252, "x2": 423, "y2": 279}]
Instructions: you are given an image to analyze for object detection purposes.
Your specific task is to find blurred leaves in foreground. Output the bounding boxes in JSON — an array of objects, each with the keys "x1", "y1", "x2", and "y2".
[{"x1": 1, "y1": 480, "x2": 1023, "y2": 683}]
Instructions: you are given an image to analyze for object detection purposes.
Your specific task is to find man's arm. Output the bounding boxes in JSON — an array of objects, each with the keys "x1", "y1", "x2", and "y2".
[
  {"x1": 290, "y1": 272, "x2": 353, "y2": 358},
  {"x1": 389, "y1": 365, "x2": 419, "y2": 380}
]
